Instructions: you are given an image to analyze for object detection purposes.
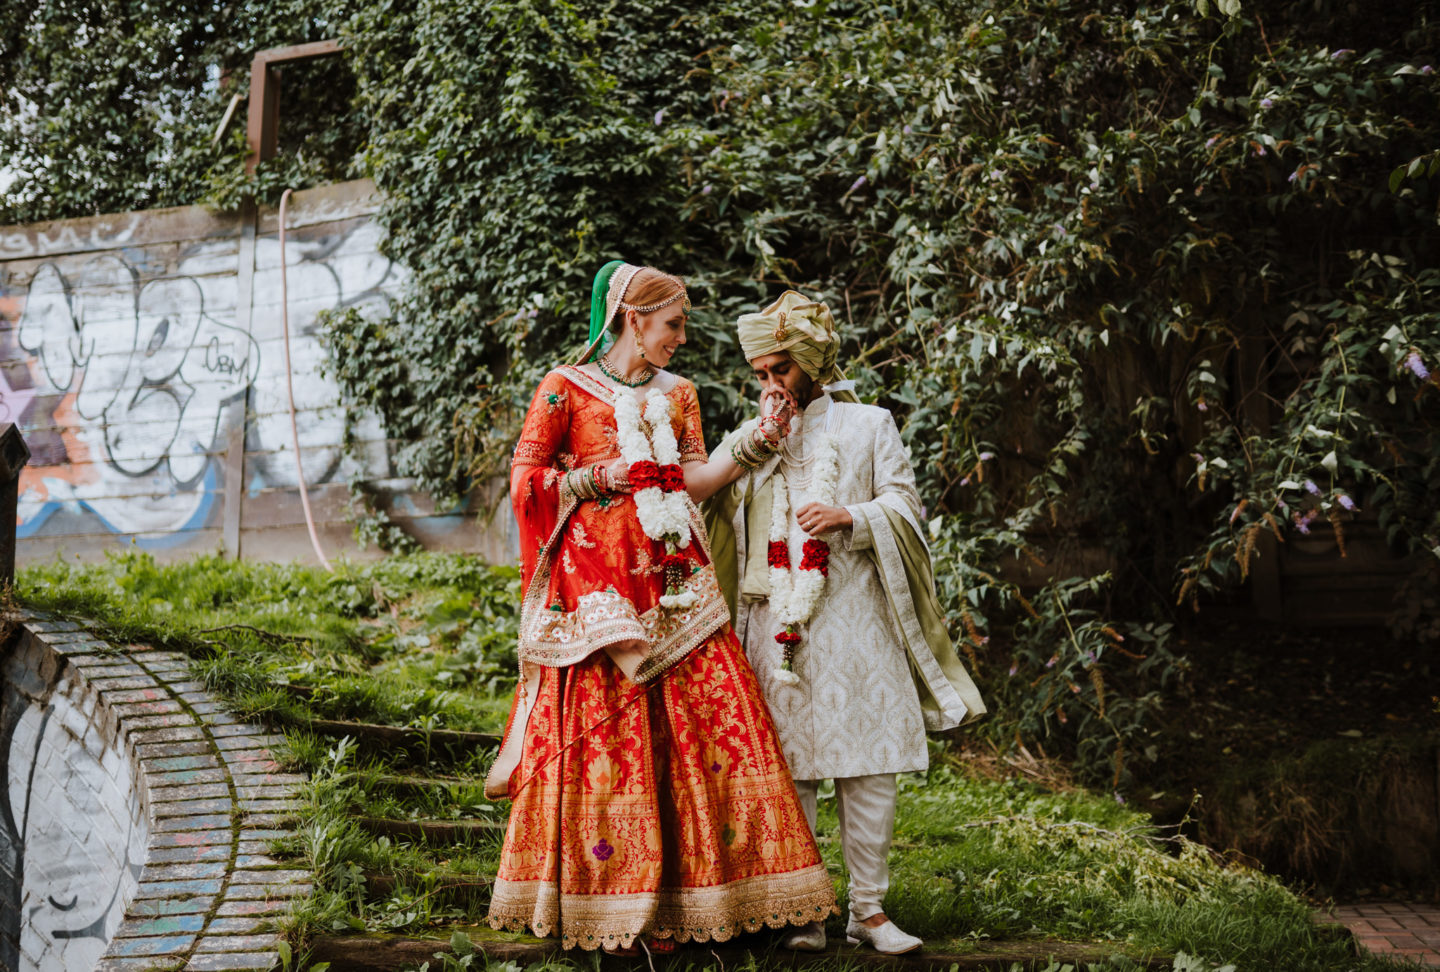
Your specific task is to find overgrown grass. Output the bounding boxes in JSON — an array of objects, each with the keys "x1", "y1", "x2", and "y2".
[{"x1": 17, "y1": 552, "x2": 1422, "y2": 971}]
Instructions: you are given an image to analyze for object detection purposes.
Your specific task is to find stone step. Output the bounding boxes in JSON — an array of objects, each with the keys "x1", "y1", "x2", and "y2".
[
  {"x1": 356, "y1": 815, "x2": 505, "y2": 843},
  {"x1": 309, "y1": 926, "x2": 1172, "y2": 971},
  {"x1": 362, "y1": 871, "x2": 491, "y2": 903},
  {"x1": 306, "y1": 718, "x2": 501, "y2": 753}
]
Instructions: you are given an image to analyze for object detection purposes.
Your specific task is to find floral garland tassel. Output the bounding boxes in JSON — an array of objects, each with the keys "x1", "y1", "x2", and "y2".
[
  {"x1": 613, "y1": 387, "x2": 696, "y2": 610},
  {"x1": 767, "y1": 429, "x2": 839, "y2": 684}
]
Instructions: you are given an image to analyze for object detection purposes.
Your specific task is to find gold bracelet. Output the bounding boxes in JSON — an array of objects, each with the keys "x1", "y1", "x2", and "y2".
[{"x1": 563, "y1": 467, "x2": 600, "y2": 501}]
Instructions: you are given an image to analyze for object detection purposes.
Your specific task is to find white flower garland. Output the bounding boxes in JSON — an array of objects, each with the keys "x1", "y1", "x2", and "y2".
[
  {"x1": 613, "y1": 387, "x2": 697, "y2": 609},
  {"x1": 768, "y1": 429, "x2": 840, "y2": 684}
]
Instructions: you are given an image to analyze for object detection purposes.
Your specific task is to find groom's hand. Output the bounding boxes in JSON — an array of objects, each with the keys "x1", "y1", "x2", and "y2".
[{"x1": 795, "y1": 502, "x2": 852, "y2": 535}]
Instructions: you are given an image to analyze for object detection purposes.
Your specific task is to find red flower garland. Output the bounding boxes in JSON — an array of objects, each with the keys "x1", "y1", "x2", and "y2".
[
  {"x1": 629, "y1": 460, "x2": 687, "y2": 493},
  {"x1": 766, "y1": 541, "x2": 790, "y2": 569},
  {"x1": 658, "y1": 464, "x2": 686, "y2": 493},
  {"x1": 774, "y1": 631, "x2": 802, "y2": 646},
  {"x1": 800, "y1": 538, "x2": 831, "y2": 576},
  {"x1": 628, "y1": 460, "x2": 660, "y2": 490}
]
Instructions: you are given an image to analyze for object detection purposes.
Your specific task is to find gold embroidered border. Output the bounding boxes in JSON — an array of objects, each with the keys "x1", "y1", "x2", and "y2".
[
  {"x1": 632, "y1": 576, "x2": 731, "y2": 683},
  {"x1": 557, "y1": 363, "x2": 620, "y2": 404},
  {"x1": 487, "y1": 862, "x2": 837, "y2": 950},
  {"x1": 518, "y1": 565, "x2": 729, "y2": 683}
]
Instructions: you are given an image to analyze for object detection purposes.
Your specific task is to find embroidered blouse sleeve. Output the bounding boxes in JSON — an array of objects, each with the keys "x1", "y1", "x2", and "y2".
[
  {"x1": 510, "y1": 371, "x2": 570, "y2": 587},
  {"x1": 677, "y1": 381, "x2": 708, "y2": 464}
]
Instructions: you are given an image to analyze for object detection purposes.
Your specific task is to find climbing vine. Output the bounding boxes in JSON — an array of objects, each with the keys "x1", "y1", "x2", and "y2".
[{"x1": 4, "y1": 0, "x2": 1439, "y2": 785}]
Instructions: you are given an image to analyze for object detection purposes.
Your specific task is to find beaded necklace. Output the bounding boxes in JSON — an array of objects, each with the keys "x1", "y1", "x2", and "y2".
[{"x1": 597, "y1": 353, "x2": 655, "y2": 387}]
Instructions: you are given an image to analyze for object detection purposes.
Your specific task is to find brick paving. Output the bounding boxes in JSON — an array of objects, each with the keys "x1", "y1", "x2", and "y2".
[
  {"x1": 24, "y1": 615, "x2": 309, "y2": 972},
  {"x1": 1322, "y1": 902, "x2": 1440, "y2": 967}
]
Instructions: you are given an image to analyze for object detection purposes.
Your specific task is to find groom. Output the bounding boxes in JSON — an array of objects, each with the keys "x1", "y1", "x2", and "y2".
[{"x1": 706, "y1": 292, "x2": 985, "y2": 955}]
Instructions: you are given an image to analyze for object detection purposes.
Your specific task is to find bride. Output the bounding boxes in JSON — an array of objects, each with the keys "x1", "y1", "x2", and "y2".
[{"x1": 485, "y1": 261, "x2": 836, "y2": 951}]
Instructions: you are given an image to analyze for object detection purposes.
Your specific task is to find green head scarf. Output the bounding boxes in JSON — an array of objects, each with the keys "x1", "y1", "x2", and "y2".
[{"x1": 577, "y1": 260, "x2": 642, "y2": 364}]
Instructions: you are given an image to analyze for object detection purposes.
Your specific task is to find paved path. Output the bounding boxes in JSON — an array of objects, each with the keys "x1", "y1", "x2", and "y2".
[{"x1": 1325, "y1": 902, "x2": 1440, "y2": 967}]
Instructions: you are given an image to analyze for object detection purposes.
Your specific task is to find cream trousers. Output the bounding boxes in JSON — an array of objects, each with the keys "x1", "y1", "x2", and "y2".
[{"x1": 793, "y1": 774, "x2": 897, "y2": 921}]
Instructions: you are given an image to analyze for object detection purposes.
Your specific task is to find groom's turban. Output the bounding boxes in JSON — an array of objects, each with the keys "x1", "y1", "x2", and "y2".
[{"x1": 735, "y1": 290, "x2": 843, "y2": 385}]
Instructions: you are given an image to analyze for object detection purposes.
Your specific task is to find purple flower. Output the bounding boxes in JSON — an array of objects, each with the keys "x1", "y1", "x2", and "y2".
[
  {"x1": 1083, "y1": 649, "x2": 1097, "y2": 664},
  {"x1": 989, "y1": 169, "x2": 1004, "y2": 181},
  {"x1": 1254, "y1": 145, "x2": 1267, "y2": 157},
  {"x1": 1260, "y1": 97, "x2": 1274, "y2": 109},
  {"x1": 1337, "y1": 494, "x2": 1356, "y2": 511},
  {"x1": 978, "y1": 451, "x2": 996, "y2": 461},
  {"x1": 903, "y1": 124, "x2": 914, "y2": 134},
  {"x1": 1053, "y1": 223, "x2": 1067, "y2": 237},
  {"x1": 1045, "y1": 654, "x2": 1058, "y2": 669},
  {"x1": 1405, "y1": 351, "x2": 1431, "y2": 380},
  {"x1": 1288, "y1": 170, "x2": 1300, "y2": 183},
  {"x1": 1205, "y1": 135, "x2": 1219, "y2": 148},
  {"x1": 1008, "y1": 663, "x2": 1018, "y2": 677},
  {"x1": 1114, "y1": 792, "x2": 1126, "y2": 805},
  {"x1": 960, "y1": 476, "x2": 971, "y2": 486},
  {"x1": 592, "y1": 838, "x2": 615, "y2": 861},
  {"x1": 1304, "y1": 480, "x2": 1321, "y2": 495},
  {"x1": 1423, "y1": 65, "x2": 1435, "y2": 75},
  {"x1": 849, "y1": 175, "x2": 868, "y2": 192},
  {"x1": 1197, "y1": 400, "x2": 1208, "y2": 412},
  {"x1": 1331, "y1": 49, "x2": 1354, "y2": 59},
  {"x1": 654, "y1": 109, "x2": 666, "y2": 126},
  {"x1": 701, "y1": 184, "x2": 713, "y2": 195},
  {"x1": 1294, "y1": 517, "x2": 1310, "y2": 535}
]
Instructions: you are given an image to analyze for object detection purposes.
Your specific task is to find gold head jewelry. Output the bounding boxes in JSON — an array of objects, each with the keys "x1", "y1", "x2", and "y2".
[{"x1": 619, "y1": 269, "x2": 689, "y2": 315}]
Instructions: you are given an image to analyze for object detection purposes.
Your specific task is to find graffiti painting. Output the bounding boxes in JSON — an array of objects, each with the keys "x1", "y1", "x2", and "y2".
[
  {"x1": 0, "y1": 671, "x2": 146, "y2": 972},
  {"x1": 0, "y1": 204, "x2": 405, "y2": 547}
]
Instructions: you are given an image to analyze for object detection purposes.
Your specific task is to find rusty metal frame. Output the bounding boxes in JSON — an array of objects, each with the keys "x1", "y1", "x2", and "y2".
[{"x1": 245, "y1": 39, "x2": 344, "y2": 173}]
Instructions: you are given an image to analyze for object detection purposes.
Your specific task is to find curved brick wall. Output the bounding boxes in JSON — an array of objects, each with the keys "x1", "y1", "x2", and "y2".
[{"x1": 0, "y1": 615, "x2": 308, "y2": 972}]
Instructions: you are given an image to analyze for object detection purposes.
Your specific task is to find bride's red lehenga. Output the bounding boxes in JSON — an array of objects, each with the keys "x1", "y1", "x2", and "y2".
[{"x1": 484, "y1": 364, "x2": 836, "y2": 950}]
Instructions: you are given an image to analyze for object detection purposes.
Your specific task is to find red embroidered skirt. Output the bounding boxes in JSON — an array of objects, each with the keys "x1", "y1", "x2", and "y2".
[{"x1": 486, "y1": 627, "x2": 836, "y2": 950}]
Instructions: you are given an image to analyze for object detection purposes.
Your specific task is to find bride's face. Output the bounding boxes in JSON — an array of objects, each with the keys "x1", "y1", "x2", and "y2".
[{"x1": 628, "y1": 305, "x2": 688, "y2": 368}]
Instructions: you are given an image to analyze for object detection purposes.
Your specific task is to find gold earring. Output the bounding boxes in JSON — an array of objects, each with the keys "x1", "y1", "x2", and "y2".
[{"x1": 634, "y1": 326, "x2": 647, "y2": 360}]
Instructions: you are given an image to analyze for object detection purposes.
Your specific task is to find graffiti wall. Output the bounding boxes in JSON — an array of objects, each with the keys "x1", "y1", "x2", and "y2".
[
  {"x1": 0, "y1": 631, "x2": 147, "y2": 972},
  {"x1": 0, "y1": 181, "x2": 516, "y2": 563}
]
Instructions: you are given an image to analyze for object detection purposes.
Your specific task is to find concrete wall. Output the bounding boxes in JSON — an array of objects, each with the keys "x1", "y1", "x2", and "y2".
[{"x1": 0, "y1": 181, "x2": 516, "y2": 565}]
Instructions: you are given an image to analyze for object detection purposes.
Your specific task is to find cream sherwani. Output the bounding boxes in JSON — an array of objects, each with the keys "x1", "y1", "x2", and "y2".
[
  {"x1": 712, "y1": 392, "x2": 985, "y2": 921},
  {"x1": 736, "y1": 395, "x2": 929, "y2": 780}
]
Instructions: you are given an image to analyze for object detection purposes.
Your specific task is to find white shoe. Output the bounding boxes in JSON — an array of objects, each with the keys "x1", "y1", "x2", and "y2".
[
  {"x1": 845, "y1": 917, "x2": 922, "y2": 954},
  {"x1": 780, "y1": 921, "x2": 826, "y2": 951}
]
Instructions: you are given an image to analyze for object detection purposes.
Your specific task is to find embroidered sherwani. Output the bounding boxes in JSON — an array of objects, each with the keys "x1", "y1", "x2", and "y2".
[
  {"x1": 741, "y1": 398, "x2": 928, "y2": 778},
  {"x1": 708, "y1": 393, "x2": 985, "y2": 920},
  {"x1": 486, "y1": 366, "x2": 836, "y2": 950}
]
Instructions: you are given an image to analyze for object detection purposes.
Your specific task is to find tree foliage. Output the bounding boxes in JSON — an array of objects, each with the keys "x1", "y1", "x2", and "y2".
[{"x1": 4, "y1": 0, "x2": 1439, "y2": 786}]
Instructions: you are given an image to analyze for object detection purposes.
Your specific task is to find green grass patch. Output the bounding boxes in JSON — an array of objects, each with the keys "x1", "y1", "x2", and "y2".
[{"x1": 18, "y1": 553, "x2": 1421, "y2": 971}]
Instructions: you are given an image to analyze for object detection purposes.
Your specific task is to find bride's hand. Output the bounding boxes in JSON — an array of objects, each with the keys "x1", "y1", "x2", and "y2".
[
  {"x1": 760, "y1": 388, "x2": 797, "y2": 432},
  {"x1": 602, "y1": 458, "x2": 632, "y2": 492}
]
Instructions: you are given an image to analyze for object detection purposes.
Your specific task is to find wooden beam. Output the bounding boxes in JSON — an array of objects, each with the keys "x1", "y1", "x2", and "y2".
[{"x1": 244, "y1": 39, "x2": 344, "y2": 174}]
